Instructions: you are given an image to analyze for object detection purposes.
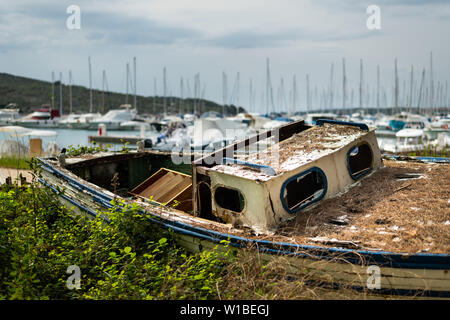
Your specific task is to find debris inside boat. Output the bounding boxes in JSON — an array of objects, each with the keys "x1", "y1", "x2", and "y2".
[{"x1": 39, "y1": 119, "x2": 449, "y2": 255}]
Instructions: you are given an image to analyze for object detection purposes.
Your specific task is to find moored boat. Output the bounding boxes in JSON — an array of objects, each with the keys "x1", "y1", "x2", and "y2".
[
  {"x1": 381, "y1": 128, "x2": 427, "y2": 154},
  {"x1": 0, "y1": 103, "x2": 21, "y2": 126},
  {"x1": 86, "y1": 104, "x2": 138, "y2": 130},
  {"x1": 58, "y1": 113, "x2": 101, "y2": 129},
  {"x1": 16, "y1": 105, "x2": 61, "y2": 128}
]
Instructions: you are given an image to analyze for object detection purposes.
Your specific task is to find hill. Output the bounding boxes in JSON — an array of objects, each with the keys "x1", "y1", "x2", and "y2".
[{"x1": 0, "y1": 73, "x2": 245, "y2": 116}]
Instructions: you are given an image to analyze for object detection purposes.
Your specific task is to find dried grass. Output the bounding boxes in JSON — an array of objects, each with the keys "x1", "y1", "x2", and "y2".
[
  {"x1": 244, "y1": 123, "x2": 364, "y2": 173},
  {"x1": 189, "y1": 160, "x2": 449, "y2": 254},
  {"x1": 279, "y1": 160, "x2": 450, "y2": 254},
  {"x1": 219, "y1": 247, "x2": 405, "y2": 300}
]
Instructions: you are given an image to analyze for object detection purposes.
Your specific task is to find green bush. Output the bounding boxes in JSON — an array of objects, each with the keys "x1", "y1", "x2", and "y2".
[{"x1": 0, "y1": 178, "x2": 232, "y2": 300}]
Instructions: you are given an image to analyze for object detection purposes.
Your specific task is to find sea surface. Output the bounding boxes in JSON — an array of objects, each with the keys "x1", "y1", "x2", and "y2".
[
  {"x1": 0, "y1": 126, "x2": 397, "y2": 156},
  {"x1": 0, "y1": 128, "x2": 159, "y2": 154}
]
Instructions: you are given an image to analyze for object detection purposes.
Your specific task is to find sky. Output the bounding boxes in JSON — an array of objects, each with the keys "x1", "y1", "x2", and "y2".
[{"x1": 0, "y1": 0, "x2": 449, "y2": 112}]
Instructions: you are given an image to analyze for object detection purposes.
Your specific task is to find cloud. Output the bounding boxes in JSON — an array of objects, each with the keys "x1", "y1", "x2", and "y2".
[
  {"x1": 83, "y1": 11, "x2": 201, "y2": 46},
  {"x1": 0, "y1": 1, "x2": 203, "y2": 51},
  {"x1": 200, "y1": 30, "x2": 298, "y2": 49},
  {"x1": 315, "y1": 0, "x2": 450, "y2": 8},
  {"x1": 199, "y1": 28, "x2": 383, "y2": 50}
]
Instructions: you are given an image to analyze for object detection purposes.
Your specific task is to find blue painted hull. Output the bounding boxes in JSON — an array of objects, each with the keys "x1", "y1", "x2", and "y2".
[{"x1": 389, "y1": 119, "x2": 406, "y2": 131}]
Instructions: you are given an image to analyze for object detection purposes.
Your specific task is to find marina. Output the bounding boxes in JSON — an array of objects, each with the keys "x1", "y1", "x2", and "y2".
[{"x1": 1, "y1": 0, "x2": 450, "y2": 304}]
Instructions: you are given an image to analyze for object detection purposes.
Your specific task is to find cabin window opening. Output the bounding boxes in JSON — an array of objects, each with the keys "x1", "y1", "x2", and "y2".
[
  {"x1": 214, "y1": 186, "x2": 245, "y2": 213},
  {"x1": 347, "y1": 143, "x2": 373, "y2": 180},
  {"x1": 281, "y1": 167, "x2": 327, "y2": 214}
]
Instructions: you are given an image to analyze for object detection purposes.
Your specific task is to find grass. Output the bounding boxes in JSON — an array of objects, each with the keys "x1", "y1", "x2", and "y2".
[
  {"x1": 0, "y1": 155, "x2": 31, "y2": 170},
  {"x1": 407, "y1": 146, "x2": 448, "y2": 158}
]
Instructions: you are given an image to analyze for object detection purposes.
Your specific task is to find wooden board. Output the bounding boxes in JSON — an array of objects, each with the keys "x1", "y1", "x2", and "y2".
[{"x1": 130, "y1": 168, "x2": 192, "y2": 212}]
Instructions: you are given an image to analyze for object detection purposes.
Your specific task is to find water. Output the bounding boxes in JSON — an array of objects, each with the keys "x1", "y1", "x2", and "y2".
[
  {"x1": 0, "y1": 128, "x2": 159, "y2": 154},
  {"x1": 0, "y1": 125, "x2": 399, "y2": 157}
]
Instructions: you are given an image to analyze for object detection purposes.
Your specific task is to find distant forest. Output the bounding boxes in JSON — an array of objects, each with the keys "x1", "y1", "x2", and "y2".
[{"x1": 0, "y1": 73, "x2": 245, "y2": 116}]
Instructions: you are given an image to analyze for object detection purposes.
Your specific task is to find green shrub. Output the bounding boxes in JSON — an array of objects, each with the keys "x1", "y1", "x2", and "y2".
[{"x1": 0, "y1": 178, "x2": 232, "y2": 300}]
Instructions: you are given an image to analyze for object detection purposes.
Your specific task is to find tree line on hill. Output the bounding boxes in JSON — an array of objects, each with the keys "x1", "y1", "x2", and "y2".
[{"x1": 0, "y1": 73, "x2": 245, "y2": 116}]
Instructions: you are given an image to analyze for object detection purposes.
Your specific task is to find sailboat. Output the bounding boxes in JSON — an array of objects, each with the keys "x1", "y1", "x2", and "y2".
[{"x1": 58, "y1": 68, "x2": 101, "y2": 129}]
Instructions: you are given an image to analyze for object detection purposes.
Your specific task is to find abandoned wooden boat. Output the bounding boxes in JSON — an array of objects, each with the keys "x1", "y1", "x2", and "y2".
[{"x1": 37, "y1": 120, "x2": 450, "y2": 298}]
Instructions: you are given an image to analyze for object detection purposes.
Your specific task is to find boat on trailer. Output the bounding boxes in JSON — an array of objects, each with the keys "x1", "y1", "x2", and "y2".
[{"x1": 37, "y1": 119, "x2": 450, "y2": 298}]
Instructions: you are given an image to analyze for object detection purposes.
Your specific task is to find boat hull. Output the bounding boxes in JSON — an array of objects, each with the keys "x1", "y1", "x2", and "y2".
[
  {"x1": 37, "y1": 156, "x2": 450, "y2": 298},
  {"x1": 15, "y1": 120, "x2": 60, "y2": 128}
]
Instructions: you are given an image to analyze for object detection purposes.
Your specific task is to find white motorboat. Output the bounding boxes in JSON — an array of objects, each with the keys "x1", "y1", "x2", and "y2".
[
  {"x1": 424, "y1": 117, "x2": 450, "y2": 140},
  {"x1": 15, "y1": 106, "x2": 61, "y2": 128},
  {"x1": 0, "y1": 103, "x2": 21, "y2": 126},
  {"x1": 86, "y1": 104, "x2": 137, "y2": 130},
  {"x1": 58, "y1": 113, "x2": 101, "y2": 129},
  {"x1": 381, "y1": 128, "x2": 426, "y2": 154}
]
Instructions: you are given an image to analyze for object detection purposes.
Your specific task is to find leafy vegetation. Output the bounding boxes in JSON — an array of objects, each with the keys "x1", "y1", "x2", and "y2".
[
  {"x1": 66, "y1": 142, "x2": 110, "y2": 157},
  {"x1": 0, "y1": 168, "x2": 232, "y2": 299}
]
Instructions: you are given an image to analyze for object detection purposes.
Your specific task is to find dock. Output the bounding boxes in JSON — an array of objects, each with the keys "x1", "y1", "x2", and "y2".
[{"x1": 88, "y1": 135, "x2": 147, "y2": 145}]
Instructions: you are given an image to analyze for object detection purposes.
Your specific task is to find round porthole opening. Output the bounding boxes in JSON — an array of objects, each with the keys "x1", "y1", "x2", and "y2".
[
  {"x1": 347, "y1": 143, "x2": 373, "y2": 180},
  {"x1": 281, "y1": 167, "x2": 327, "y2": 214}
]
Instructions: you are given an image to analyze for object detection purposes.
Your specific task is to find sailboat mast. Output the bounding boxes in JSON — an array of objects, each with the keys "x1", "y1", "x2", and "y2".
[
  {"x1": 133, "y1": 56, "x2": 137, "y2": 111},
  {"x1": 163, "y1": 67, "x2": 167, "y2": 115},
  {"x1": 180, "y1": 77, "x2": 184, "y2": 114},
  {"x1": 153, "y1": 77, "x2": 157, "y2": 115},
  {"x1": 417, "y1": 68, "x2": 425, "y2": 113},
  {"x1": 59, "y1": 72, "x2": 63, "y2": 116},
  {"x1": 266, "y1": 58, "x2": 270, "y2": 114},
  {"x1": 394, "y1": 58, "x2": 399, "y2": 109},
  {"x1": 446, "y1": 80, "x2": 449, "y2": 109},
  {"x1": 88, "y1": 56, "x2": 93, "y2": 113},
  {"x1": 249, "y1": 77, "x2": 253, "y2": 114},
  {"x1": 102, "y1": 70, "x2": 106, "y2": 114},
  {"x1": 69, "y1": 70, "x2": 73, "y2": 114},
  {"x1": 292, "y1": 75, "x2": 297, "y2": 114},
  {"x1": 430, "y1": 51, "x2": 434, "y2": 111},
  {"x1": 376, "y1": 65, "x2": 380, "y2": 111},
  {"x1": 236, "y1": 72, "x2": 240, "y2": 110},
  {"x1": 222, "y1": 72, "x2": 227, "y2": 116},
  {"x1": 409, "y1": 66, "x2": 414, "y2": 112},
  {"x1": 125, "y1": 63, "x2": 129, "y2": 104},
  {"x1": 359, "y1": 59, "x2": 363, "y2": 110},
  {"x1": 306, "y1": 74, "x2": 310, "y2": 112},
  {"x1": 51, "y1": 71, "x2": 55, "y2": 110},
  {"x1": 329, "y1": 62, "x2": 334, "y2": 109},
  {"x1": 342, "y1": 58, "x2": 347, "y2": 110}
]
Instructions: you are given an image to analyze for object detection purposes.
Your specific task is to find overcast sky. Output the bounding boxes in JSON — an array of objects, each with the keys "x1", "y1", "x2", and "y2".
[{"x1": 1, "y1": 0, "x2": 449, "y2": 111}]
